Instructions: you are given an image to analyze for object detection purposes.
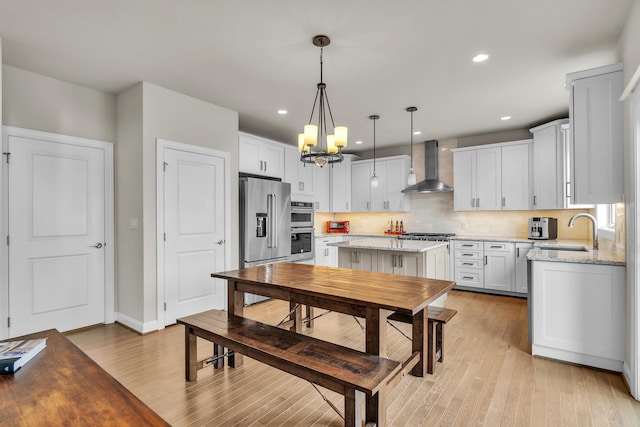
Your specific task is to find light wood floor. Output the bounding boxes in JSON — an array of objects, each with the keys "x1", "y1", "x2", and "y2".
[{"x1": 67, "y1": 290, "x2": 640, "y2": 426}]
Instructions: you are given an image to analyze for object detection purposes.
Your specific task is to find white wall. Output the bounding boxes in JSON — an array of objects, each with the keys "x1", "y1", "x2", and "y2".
[{"x1": 2, "y1": 65, "x2": 116, "y2": 142}]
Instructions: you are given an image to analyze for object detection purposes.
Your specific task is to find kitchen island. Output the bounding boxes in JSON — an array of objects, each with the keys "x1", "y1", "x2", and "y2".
[
  {"x1": 527, "y1": 239, "x2": 626, "y2": 371},
  {"x1": 330, "y1": 238, "x2": 450, "y2": 306}
]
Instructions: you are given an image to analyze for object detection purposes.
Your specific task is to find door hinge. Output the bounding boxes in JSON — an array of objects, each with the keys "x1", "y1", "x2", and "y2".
[
  {"x1": 163, "y1": 161, "x2": 168, "y2": 172},
  {"x1": 2, "y1": 152, "x2": 10, "y2": 164},
  {"x1": 164, "y1": 303, "x2": 167, "y2": 312}
]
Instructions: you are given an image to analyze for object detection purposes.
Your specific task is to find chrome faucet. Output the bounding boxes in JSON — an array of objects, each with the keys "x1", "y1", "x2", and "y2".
[{"x1": 568, "y1": 213, "x2": 599, "y2": 250}]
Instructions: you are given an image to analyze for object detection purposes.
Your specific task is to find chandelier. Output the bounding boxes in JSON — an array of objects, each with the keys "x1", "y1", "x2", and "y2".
[{"x1": 298, "y1": 35, "x2": 348, "y2": 167}]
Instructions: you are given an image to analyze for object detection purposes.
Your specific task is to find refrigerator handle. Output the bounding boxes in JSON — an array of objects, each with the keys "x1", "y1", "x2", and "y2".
[
  {"x1": 266, "y1": 194, "x2": 273, "y2": 248},
  {"x1": 272, "y1": 193, "x2": 278, "y2": 248}
]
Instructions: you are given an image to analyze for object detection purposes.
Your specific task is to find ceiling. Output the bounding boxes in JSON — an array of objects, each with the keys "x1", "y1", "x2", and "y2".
[{"x1": 0, "y1": 0, "x2": 634, "y2": 153}]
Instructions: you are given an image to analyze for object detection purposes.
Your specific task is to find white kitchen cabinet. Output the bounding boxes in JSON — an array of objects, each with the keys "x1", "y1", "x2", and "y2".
[
  {"x1": 501, "y1": 143, "x2": 531, "y2": 210},
  {"x1": 284, "y1": 146, "x2": 315, "y2": 201},
  {"x1": 239, "y1": 132, "x2": 284, "y2": 179},
  {"x1": 425, "y1": 245, "x2": 449, "y2": 280},
  {"x1": 453, "y1": 141, "x2": 531, "y2": 211},
  {"x1": 377, "y1": 251, "x2": 423, "y2": 277},
  {"x1": 315, "y1": 236, "x2": 340, "y2": 267},
  {"x1": 483, "y1": 242, "x2": 515, "y2": 292},
  {"x1": 514, "y1": 242, "x2": 533, "y2": 293},
  {"x1": 330, "y1": 155, "x2": 356, "y2": 212},
  {"x1": 452, "y1": 147, "x2": 501, "y2": 211},
  {"x1": 314, "y1": 165, "x2": 330, "y2": 211},
  {"x1": 351, "y1": 156, "x2": 410, "y2": 212},
  {"x1": 567, "y1": 63, "x2": 623, "y2": 205},
  {"x1": 338, "y1": 248, "x2": 378, "y2": 271},
  {"x1": 453, "y1": 240, "x2": 484, "y2": 288},
  {"x1": 530, "y1": 119, "x2": 567, "y2": 210},
  {"x1": 531, "y1": 260, "x2": 625, "y2": 371}
]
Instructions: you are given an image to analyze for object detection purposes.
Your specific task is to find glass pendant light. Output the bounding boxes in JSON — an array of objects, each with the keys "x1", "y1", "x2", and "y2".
[
  {"x1": 370, "y1": 115, "x2": 380, "y2": 188},
  {"x1": 407, "y1": 107, "x2": 417, "y2": 185}
]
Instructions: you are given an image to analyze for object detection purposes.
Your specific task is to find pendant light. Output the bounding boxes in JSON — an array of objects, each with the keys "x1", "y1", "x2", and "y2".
[
  {"x1": 407, "y1": 107, "x2": 418, "y2": 185},
  {"x1": 370, "y1": 115, "x2": 380, "y2": 188},
  {"x1": 298, "y1": 35, "x2": 348, "y2": 167}
]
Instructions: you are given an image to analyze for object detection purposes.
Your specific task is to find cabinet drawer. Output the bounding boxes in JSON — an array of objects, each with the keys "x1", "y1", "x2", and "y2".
[
  {"x1": 454, "y1": 240, "x2": 482, "y2": 250},
  {"x1": 455, "y1": 250, "x2": 482, "y2": 260},
  {"x1": 483, "y1": 241, "x2": 512, "y2": 252},
  {"x1": 455, "y1": 269, "x2": 484, "y2": 288},
  {"x1": 455, "y1": 258, "x2": 482, "y2": 269}
]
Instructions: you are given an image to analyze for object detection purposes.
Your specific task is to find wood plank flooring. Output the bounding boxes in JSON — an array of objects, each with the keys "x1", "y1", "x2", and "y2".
[{"x1": 67, "y1": 290, "x2": 640, "y2": 426}]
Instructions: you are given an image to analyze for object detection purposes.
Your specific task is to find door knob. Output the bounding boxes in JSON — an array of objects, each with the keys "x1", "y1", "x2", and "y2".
[{"x1": 91, "y1": 242, "x2": 103, "y2": 249}]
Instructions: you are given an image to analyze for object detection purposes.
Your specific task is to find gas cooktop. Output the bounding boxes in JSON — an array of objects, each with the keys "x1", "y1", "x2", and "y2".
[{"x1": 398, "y1": 232, "x2": 456, "y2": 241}]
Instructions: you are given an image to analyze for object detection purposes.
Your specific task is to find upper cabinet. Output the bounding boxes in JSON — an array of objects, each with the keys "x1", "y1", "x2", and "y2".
[
  {"x1": 452, "y1": 140, "x2": 531, "y2": 211},
  {"x1": 331, "y1": 154, "x2": 356, "y2": 212},
  {"x1": 284, "y1": 146, "x2": 315, "y2": 201},
  {"x1": 530, "y1": 119, "x2": 568, "y2": 210},
  {"x1": 567, "y1": 63, "x2": 623, "y2": 204},
  {"x1": 351, "y1": 156, "x2": 411, "y2": 212},
  {"x1": 239, "y1": 132, "x2": 284, "y2": 179}
]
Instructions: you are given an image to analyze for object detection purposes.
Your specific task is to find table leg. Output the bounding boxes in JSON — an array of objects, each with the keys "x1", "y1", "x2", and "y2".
[
  {"x1": 185, "y1": 326, "x2": 197, "y2": 381},
  {"x1": 290, "y1": 301, "x2": 302, "y2": 333},
  {"x1": 227, "y1": 280, "x2": 244, "y2": 368},
  {"x1": 411, "y1": 307, "x2": 428, "y2": 377},
  {"x1": 364, "y1": 307, "x2": 392, "y2": 427}
]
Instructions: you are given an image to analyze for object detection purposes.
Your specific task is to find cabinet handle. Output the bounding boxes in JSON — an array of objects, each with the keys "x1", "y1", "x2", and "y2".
[
  {"x1": 461, "y1": 253, "x2": 474, "y2": 257},
  {"x1": 517, "y1": 248, "x2": 520, "y2": 257},
  {"x1": 325, "y1": 248, "x2": 329, "y2": 256},
  {"x1": 462, "y1": 262, "x2": 473, "y2": 266},
  {"x1": 392, "y1": 254, "x2": 397, "y2": 267},
  {"x1": 501, "y1": 197, "x2": 505, "y2": 208},
  {"x1": 476, "y1": 198, "x2": 480, "y2": 207},
  {"x1": 462, "y1": 276, "x2": 474, "y2": 280},
  {"x1": 462, "y1": 244, "x2": 473, "y2": 247},
  {"x1": 471, "y1": 198, "x2": 475, "y2": 208},
  {"x1": 351, "y1": 251, "x2": 356, "y2": 263},
  {"x1": 490, "y1": 245, "x2": 501, "y2": 249},
  {"x1": 367, "y1": 201, "x2": 370, "y2": 210},
  {"x1": 346, "y1": 202, "x2": 349, "y2": 211},
  {"x1": 260, "y1": 160, "x2": 264, "y2": 171},
  {"x1": 399, "y1": 255, "x2": 403, "y2": 268},
  {"x1": 484, "y1": 255, "x2": 488, "y2": 265},
  {"x1": 533, "y1": 195, "x2": 537, "y2": 206}
]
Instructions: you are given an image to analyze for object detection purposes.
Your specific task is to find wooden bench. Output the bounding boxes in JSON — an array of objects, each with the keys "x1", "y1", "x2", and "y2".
[
  {"x1": 387, "y1": 306, "x2": 457, "y2": 374},
  {"x1": 178, "y1": 309, "x2": 401, "y2": 427}
]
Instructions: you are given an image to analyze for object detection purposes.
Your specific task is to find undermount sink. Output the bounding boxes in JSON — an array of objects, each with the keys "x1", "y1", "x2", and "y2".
[{"x1": 538, "y1": 243, "x2": 589, "y2": 252}]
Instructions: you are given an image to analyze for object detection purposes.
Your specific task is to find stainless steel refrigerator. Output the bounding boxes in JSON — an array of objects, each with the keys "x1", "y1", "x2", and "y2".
[{"x1": 239, "y1": 176, "x2": 291, "y2": 304}]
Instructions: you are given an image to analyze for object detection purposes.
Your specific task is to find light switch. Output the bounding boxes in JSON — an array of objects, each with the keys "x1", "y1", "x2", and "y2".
[{"x1": 130, "y1": 218, "x2": 138, "y2": 229}]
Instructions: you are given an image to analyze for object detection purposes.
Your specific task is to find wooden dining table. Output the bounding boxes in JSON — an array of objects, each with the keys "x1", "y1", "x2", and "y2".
[{"x1": 211, "y1": 262, "x2": 456, "y2": 426}]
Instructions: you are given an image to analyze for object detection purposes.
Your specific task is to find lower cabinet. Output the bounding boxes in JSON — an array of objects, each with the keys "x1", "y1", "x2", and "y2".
[
  {"x1": 531, "y1": 260, "x2": 624, "y2": 371},
  {"x1": 338, "y1": 245, "x2": 449, "y2": 279},
  {"x1": 453, "y1": 239, "x2": 529, "y2": 295}
]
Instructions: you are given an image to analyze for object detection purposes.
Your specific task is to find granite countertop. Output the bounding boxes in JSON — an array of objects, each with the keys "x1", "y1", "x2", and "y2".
[
  {"x1": 328, "y1": 237, "x2": 449, "y2": 253},
  {"x1": 452, "y1": 235, "x2": 533, "y2": 243},
  {"x1": 526, "y1": 239, "x2": 626, "y2": 266}
]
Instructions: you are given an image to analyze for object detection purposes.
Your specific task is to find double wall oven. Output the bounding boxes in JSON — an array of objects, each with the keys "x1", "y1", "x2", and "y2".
[{"x1": 290, "y1": 201, "x2": 315, "y2": 262}]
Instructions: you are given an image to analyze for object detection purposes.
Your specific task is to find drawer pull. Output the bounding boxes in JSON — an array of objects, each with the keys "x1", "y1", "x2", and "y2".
[
  {"x1": 462, "y1": 276, "x2": 474, "y2": 280},
  {"x1": 462, "y1": 262, "x2": 474, "y2": 266},
  {"x1": 461, "y1": 244, "x2": 473, "y2": 247},
  {"x1": 490, "y1": 245, "x2": 502, "y2": 248},
  {"x1": 461, "y1": 253, "x2": 474, "y2": 257}
]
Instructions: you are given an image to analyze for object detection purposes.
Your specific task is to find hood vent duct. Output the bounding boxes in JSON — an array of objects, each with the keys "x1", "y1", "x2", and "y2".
[{"x1": 402, "y1": 140, "x2": 453, "y2": 193}]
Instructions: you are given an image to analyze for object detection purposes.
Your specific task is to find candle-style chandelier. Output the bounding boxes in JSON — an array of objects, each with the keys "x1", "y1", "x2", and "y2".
[{"x1": 298, "y1": 35, "x2": 348, "y2": 167}]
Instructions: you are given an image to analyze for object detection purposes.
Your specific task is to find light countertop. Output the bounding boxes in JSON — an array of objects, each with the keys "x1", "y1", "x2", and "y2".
[
  {"x1": 328, "y1": 238, "x2": 449, "y2": 253},
  {"x1": 526, "y1": 239, "x2": 625, "y2": 266},
  {"x1": 452, "y1": 236, "x2": 532, "y2": 243}
]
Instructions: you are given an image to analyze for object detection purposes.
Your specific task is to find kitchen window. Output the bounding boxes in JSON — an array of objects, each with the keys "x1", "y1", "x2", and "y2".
[{"x1": 596, "y1": 204, "x2": 616, "y2": 240}]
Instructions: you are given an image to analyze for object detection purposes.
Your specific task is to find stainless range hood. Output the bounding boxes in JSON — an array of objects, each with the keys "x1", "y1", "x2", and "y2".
[{"x1": 402, "y1": 140, "x2": 453, "y2": 193}]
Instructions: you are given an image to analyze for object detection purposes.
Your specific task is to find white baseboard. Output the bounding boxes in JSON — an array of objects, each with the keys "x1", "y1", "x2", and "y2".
[{"x1": 115, "y1": 312, "x2": 158, "y2": 334}]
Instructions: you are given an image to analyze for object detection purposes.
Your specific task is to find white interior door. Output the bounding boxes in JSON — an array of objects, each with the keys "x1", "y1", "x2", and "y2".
[
  {"x1": 7, "y1": 135, "x2": 106, "y2": 337},
  {"x1": 163, "y1": 147, "x2": 226, "y2": 325}
]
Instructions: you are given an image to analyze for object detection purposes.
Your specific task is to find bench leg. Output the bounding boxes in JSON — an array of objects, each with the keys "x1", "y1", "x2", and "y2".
[
  {"x1": 213, "y1": 343, "x2": 224, "y2": 369},
  {"x1": 436, "y1": 322, "x2": 444, "y2": 362},
  {"x1": 306, "y1": 305, "x2": 314, "y2": 328},
  {"x1": 185, "y1": 326, "x2": 197, "y2": 381},
  {"x1": 427, "y1": 319, "x2": 435, "y2": 374},
  {"x1": 344, "y1": 388, "x2": 365, "y2": 427}
]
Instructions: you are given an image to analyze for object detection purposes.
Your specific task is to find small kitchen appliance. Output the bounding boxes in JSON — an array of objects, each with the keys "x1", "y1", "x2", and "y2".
[
  {"x1": 528, "y1": 217, "x2": 558, "y2": 240},
  {"x1": 326, "y1": 220, "x2": 350, "y2": 233}
]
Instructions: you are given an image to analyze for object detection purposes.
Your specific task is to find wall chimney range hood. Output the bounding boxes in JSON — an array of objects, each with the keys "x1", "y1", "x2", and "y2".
[{"x1": 402, "y1": 140, "x2": 453, "y2": 194}]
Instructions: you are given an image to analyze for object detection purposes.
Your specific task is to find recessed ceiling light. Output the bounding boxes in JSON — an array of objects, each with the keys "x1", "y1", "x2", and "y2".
[
  {"x1": 413, "y1": 131, "x2": 422, "y2": 135},
  {"x1": 501, "y1": 116, "x2": 511, "y2": 121},
  {"x1": 472, "y1": 53, "x2": 489, "y2": 63},
  {"x1": 277, "y1": 109, "x2": 288, "y2": 115},
  {"x1": 355, "y1": 140, "x2": 363, "y2": 144}
]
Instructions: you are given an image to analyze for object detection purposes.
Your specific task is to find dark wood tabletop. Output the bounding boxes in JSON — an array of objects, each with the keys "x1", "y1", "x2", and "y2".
[
  {"x1": 0, "y1": 329, "x2": 169, "y2": 426},
  {"x1": 212, "y1": 262, "x2": 456, "y2": 315}
]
